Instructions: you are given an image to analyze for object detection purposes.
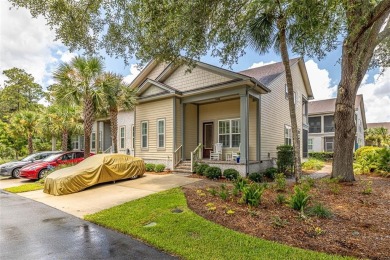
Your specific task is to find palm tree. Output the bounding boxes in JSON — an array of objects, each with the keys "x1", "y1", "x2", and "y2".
[
  {"x1": 53, "y1": 56, "x2": 104, "y2": 158},
  {"x1": 247, "y1": 2, "x2": 302, "y2": 182},
  {"x1": 10, "y1": 110, "x2": 40, "y2": 154},
  {"x1": 96, "y1": 72, "x2": 137, "y2": 153}
]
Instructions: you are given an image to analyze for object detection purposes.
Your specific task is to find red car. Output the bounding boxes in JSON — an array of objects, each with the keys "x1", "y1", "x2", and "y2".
[{"x1": 19, "y1": 151, "x2": 93, "y2": 180}]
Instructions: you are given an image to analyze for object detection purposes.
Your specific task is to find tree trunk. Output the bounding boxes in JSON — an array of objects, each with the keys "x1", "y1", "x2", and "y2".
[
  {"x1": 278, "y1": 19, "x2": 302, "y2": 182},
  {"x1": 51, "y1": 136, "x2": 56, "y2": 151},
  {"x1": 110, "y1": 108, "x2": 118, "y2": 153},
  {"x1": 27, "y1": 133, "x2": 33, "y2": 154},
  {"x1": 83, "y1": 97, "x2": 95, "y2": 158},
  {"x1": 61, "y1": 130, "x2": 68, "y2": 151}
]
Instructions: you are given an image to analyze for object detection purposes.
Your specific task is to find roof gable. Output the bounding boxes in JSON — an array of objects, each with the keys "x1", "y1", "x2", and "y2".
[{"x1": 137, "y1": 79, "x2": 179, "y2": 99}]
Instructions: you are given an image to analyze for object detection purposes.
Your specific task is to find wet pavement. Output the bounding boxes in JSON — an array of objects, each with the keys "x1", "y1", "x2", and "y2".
[{"x1": 0, "y1": 191, "x2": 177, "y2": 260}]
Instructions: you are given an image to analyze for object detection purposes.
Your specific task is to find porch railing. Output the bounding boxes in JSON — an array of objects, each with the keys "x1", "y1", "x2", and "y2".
[
  {"x1": 190, "y1": 143, "x2": 203, "y2": 172},
  {"x1": 103, "y1": 146, "x2": 112, "y2": 153},
  {"x1": 174, "y1": 145, "x2": 183, "y2": 168}
]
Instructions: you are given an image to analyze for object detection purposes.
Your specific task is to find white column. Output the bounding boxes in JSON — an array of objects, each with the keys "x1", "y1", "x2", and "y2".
[{"x1": 240, "y1": 94, "x2": 249, "y2": 164}]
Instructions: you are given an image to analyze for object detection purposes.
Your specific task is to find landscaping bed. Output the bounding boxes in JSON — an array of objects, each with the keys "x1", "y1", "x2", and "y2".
[{"x1": 183, "y1": 175, "x2": 390, "y2": 260}]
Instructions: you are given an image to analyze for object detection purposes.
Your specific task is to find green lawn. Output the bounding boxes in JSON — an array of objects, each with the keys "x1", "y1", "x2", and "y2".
[
  {"x1": 85, "y1": 188, "x2": 352, "y2": 260},
  {"x1": 4, "y1": 183, "x2": 44, "y2": 193}
]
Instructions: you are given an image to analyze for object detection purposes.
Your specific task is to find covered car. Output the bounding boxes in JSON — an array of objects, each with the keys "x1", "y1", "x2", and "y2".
[{"x1": 44, "y1": 154, "x2": 146, "y2": 196}]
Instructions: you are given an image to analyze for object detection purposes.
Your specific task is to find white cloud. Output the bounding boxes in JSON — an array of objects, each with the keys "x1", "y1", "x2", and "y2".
[
  {"x1": 56, "y1": 50, "x2": 77, "y2": 63},
  {"x1": 123, "y1": 64, "x2": 141, "y2": 84},
  {"x1": 305, "y1": 59, "x2": 337, "y2": 100},
  {"x1": 248, "y1": 60, "x2": 276, "y2": 69},
  {"x1": 0, "y1": 0, "x2": 61, "y2": 87},
  {"x1": 358, "y1": 69, "x2": 390, "y2": 123}
]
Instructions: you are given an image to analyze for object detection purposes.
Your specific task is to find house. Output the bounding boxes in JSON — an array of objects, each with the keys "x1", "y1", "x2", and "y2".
[
  {"x1": 129, "y1": 58, "x2": 313, "y2": 175},
  {"x1": 307, "y1": 95, "x2": 367, "y2": 153},
  {"x1": 73, "y1": 58, "x2": 313, "y2": 176},
  {"x1": 367, "y1": 122, "x2": 390, "y2": 132}
]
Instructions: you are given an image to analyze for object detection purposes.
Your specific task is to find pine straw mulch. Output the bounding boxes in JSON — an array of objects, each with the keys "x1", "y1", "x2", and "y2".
[{"x1": 182, "y1": 175, "x2": 390, "y2": 260}]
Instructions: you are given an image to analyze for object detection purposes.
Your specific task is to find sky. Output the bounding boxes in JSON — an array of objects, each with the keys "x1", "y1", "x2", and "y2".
[{"x1": 0, "y1": 0, "x2": 389, "y2": 123}]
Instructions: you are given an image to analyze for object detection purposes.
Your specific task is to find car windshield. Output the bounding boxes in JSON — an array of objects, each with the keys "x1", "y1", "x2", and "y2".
[
  {"x1": 43, "y1": 154, "x2": 60, "y2": 162},
  {"x1": 21, "y1": 154, "x2": 38, "y2": 162}
]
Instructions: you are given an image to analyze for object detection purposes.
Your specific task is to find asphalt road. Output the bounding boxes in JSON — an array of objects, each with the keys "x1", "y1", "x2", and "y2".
[{"x1": 0, "y1": 190, "x2": 177, "y2": 260}]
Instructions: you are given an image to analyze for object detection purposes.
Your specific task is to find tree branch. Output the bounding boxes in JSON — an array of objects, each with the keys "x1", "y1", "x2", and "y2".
[
  {"x1": 376, "y1": 17, "x2": 390, "y2": 44},
  {"x1": 351, "y1": 0, "x2": 390, "y2": 45}
]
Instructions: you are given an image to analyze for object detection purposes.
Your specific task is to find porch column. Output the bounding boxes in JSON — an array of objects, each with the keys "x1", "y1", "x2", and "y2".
[
  {"x1": 181, "y1": 103, "x2": 186, "y2": 160},
  {"x1": 240, "y1": 93, "x2": 249, "y2": 165},
  {"x1": 96, "y1": 121, "x2": 100, "y2": 153}
]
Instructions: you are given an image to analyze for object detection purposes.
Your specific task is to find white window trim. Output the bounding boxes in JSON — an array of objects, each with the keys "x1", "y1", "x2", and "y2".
[
  {"x1": 141, "y1": 121, "x2": 148, "y2": 149},
  {"x1": 119, "y1": 126, "x2": 126, "y2": 149},
  {"x1": 284, "y1": 125, "x2": 292, "y2": 145},
  {"x1": 157, "y1": 118, "x2": 166, "y2": 149},
  {"x1": 218, "y1": 118, "x2": 240, "y2": 148},
  {"x1": 91, "y1": 132, "x2": 96, "y2": 150},
  {"x1": 308, "y1": 138, "x2": 313, "y2": 151}
]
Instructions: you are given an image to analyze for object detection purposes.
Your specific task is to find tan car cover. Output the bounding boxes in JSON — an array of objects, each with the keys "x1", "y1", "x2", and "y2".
[{"x1": 44, "y1": 154, "x2": 145, "y2": 196}]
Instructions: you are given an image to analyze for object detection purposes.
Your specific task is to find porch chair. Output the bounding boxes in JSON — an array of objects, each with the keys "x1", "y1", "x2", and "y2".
[
  {"x1": 210, "y1": 143, "x2": 223, "y2": 160},
  {"x1": 232, "y1": 143, "x2": 241, "y2": 161}
]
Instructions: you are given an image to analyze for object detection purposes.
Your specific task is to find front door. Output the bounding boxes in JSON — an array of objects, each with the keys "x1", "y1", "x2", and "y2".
[{"x1": 203, "y1": 122, "x2": 213, "y2": 158}]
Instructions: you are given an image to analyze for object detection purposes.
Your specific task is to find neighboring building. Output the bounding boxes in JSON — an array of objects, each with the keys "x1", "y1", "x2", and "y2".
[
  {"x1": 308, "y1": 95, "x2": 367, "y2": 153},
  {"x1": 367, "y1": 122, "x2": 390, "y2": 132},
  {"x1": 128, "y1": 58, "x2": 313, "y2": 175}
]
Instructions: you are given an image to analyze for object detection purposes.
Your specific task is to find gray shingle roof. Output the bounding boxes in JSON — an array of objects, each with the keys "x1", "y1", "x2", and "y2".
[
  {"x1": 239, "y1": 58, "x2": 300, "y2": 86},
  {"x1": 308, "y1": 95, "x2": 363, "y2": 115}
]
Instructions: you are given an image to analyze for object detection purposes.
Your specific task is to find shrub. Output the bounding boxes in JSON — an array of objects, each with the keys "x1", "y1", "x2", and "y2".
[
  {"x1": 205, "y1": 167, "x2": 222, "y2": 179},
  {"x1": 277, "y1": 145, "x2": 294, "y2": 173},
  {"x1": 248, "y1": 172, "x2": 263, "y2": 183},
  {"x1": 307, "y1": 203, "x2": 332, "y2": 218},
  {"x1": 274, "y1": 173, "x2": 287, "y2": 191},
  {"x1": 354, "y1": 146, "x2": 381, "y2": 174},
  {"x1": 207, "y1": 187, "x2": 218, "y2": 196},
  {"x1": 223, "y1": 168, "x2": 239, "y2": 180},
  {"x1": 218, "y1": 184, "x2": 229, "y2": 200},
  {"x1": 154, "y1": 164, "x2": 165, "y2": 172},
  {"x1": 302, "y1": 159, "x2": 325, "y2": 171},
  {"x1": 276, "y1": 194, "x2": 287, "y2": 205},
  {"x1": 195, "y1": 163, "x2": 209, "y2": 175},
  {"x1": 264, "y1": 167, "x2": 278, "y2": 180},
  {"x1": 289, "y1": 185, "x2": 311, "y2": 211},
  {"x1": 241, "y1": 183, "x2": 266, "y2": 207},
  {"x1": 377, "y1": 147, "x2": 390, "y2": 172},
  {"x1": 233, "y1": 177, "x2": 248, "y2": 192},
  {"x1": 362, "y1": 181, "x2": 373, "y2": 195},
  {"x1": 145, "y1": 163, "x2": 155, "y2": 172},
  {"x1": 308, "y1": 152, "x2": 333, "y2": 161}
]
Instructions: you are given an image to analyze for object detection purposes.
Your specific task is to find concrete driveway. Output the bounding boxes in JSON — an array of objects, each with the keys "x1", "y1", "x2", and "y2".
[{"x1": 0, "y1": 174, "x2": 200, "y2": 218}]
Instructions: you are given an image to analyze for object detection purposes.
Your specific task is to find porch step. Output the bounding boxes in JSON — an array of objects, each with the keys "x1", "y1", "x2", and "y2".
[{"x1": 172, "y1": 161, "x2": 193, "y2": 175}]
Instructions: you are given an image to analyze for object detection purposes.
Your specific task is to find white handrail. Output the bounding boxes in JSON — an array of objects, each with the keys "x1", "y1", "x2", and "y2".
[
  {"x1": 190, "y1": 143, "x2": 202, "y2": 172},
  {"x1": 174, "y1": 145, "x2": 183, "y2": 168},
  {"x1": 103, "y1": 146, "x2": 112, "y2": 153}
]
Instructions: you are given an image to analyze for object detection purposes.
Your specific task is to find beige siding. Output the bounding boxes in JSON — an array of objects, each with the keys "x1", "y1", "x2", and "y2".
[
  {"x1": 184, "y1": 104, "x2": 198, "y2": 158},
  {"x1": 135, "y1": 98, "x2": 174, "y2": 162},
  {"x1": 198, "y1": 99, "x2": 257, "y2": 161},
  {"x1": 145, "y1": 62, "x2": 169, "y2": 80},
  {"x1": 140, "y1": 85, "x2": 166, "y2": 98},
  {"x1": 261, "y1": 62, "x2": 309, "y2": 160},
  {"x1": 163, "y1": 65, "x2": 233, "y2": 92}
]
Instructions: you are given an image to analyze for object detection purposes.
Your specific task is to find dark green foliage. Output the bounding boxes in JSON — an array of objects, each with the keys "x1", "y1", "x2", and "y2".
[
  {"x1": 289, "y1": 185, "x2": 311, "y2": 211},
  {"x1": 233, "y1": 177, "x2": 249, "y2": 192},
  {"x1": 145, "y1": 163, "x2": 155, "y2": 172},
  {"x1": 377, "y1": 148, "x2": 390, "y2": 172},
  {"x1": 307, "y1": 203, "x2": 332, "y2": 218},
  {"x1": 274, "y1": 173, "x2": 287, "y2": 191},
  {"x1": 248, "y1": 172, "x2": 263, "y2": 182},
  {"x1": 264, "y1": 167, "x2": 278, "y2": 180},
  {"x1": 223, "y1": 168, "x2": 239, "y2": 180},
  {"x1": 218, "y1": 184, "x2": 229, "y2": 200},
  {"x1": 195, "y1": 163, "x2": 210, "y2": 175},
  {"x1": 154, "y1": 164, "x2": 165, "y2": 172},
  {"x1": 308, "y1": 152, "x2": 334, "y2": 161},
  {"x1": 204, "y1": 167, "x2": 222, "y2": 179},
  {"x1": 276, "y1": 194, "x2": 287, "y2": 205},
  {"x1": 241, "y1": 183, "x2": 266, "y2": 207},
  {"x1": 277, "y1": 145, "x2": 294, "y2": 174}
]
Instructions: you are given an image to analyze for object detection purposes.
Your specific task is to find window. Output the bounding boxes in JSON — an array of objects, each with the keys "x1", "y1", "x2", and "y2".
[
  {"x1": 308, "y1": 139, "x2": 313, "y2": 150},
  {"x1": 91, "y1": 132, "x2": 96, "y2": 149},
  {"x1": 324, "y1": 115, "x2": 335, "y2": 132},
  {"x1": 71, "y1": 136, "x2": 79, "y2": 150},
  {"x1": 157, "y1": 119, "x2": 165, "y2": 148},
  {"x1": 218, "y1": 119, "x2": 240, "y2": 148},
  {"x1": 309, "y1": 116, "x2": 321, "y2": 133},
  {"x1": 120, "y1": 126, "x2": 125, "y2": 149},
  {"x1": 284, "y1": 125, "x2": 292, "y2": 145},
  {"x1": 75, "y1": 152, "x2": 84, "y2": 158},
  {"x1": 132, "y1": 125, "x2": 135, "y2": 150},
  {"x1": 324, "y1": 137, "x2": 334, "y2": 152},
  {"x1": 80, "y1": 135, "x2": 84, "y2": 150},
  {"x1": 141, "y1": 121, "x2": 148, "y2": 148},
  {"x1": 98, "y1": 130, "x2": 103, "y2": 151}
]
